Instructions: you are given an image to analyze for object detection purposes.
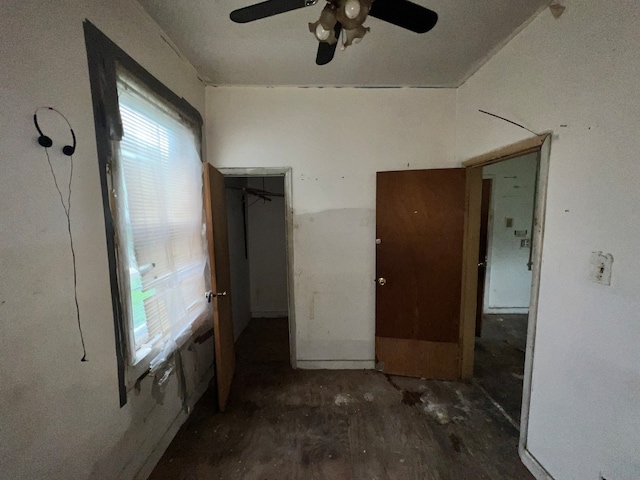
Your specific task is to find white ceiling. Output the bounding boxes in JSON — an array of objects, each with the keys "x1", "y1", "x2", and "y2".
[{"x1": 137, "y1": 0, "x2": 550, "y2": 87}]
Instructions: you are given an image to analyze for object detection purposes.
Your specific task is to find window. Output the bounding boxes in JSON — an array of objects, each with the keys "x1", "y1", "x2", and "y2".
[
  {"x1": 84, "y1": 21, "x2": 207, "y2": 406},
  {"x1": 114, "y1": 71, "x2": 208, "y2": 368}
]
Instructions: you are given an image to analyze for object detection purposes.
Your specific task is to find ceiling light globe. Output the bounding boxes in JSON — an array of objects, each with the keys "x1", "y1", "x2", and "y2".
[
  {"x1": 315, "y1": 24, "x2": 331, "y2": 41},
  {"x1": 344, "y1": 0, "x2": 361, "y2": 20}
]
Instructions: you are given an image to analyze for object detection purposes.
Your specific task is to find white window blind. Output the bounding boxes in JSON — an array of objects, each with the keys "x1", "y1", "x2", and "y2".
[{"x1": 113, "y1": 70, "x2": 208, "y2": 365}]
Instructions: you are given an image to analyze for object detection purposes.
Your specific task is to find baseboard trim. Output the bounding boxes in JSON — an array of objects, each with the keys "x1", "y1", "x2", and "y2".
[
  {"x1": 133, "y1": 409, "x2": 188, "y2": 480},
  {"x1": 485, "y1": 307, "x2": 529, "y2": 315},
  {"x1": 297, "y1": 359, "x2": 375, "y2": 370},
  {"x1": 251, "y1": 310, "x2": 288, "y2": 318},
  {"x1": 520, "y1": 446, "x2": 554, "y2": 480}
]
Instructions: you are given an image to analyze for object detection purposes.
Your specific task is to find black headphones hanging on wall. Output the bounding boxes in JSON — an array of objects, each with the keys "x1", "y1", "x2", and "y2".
[
  {"x1": 33, "y1": 106, "x2": 87, "y2": 362},
  {"x1": 33, "y1": 106, "x2": 77, "y2": 156}
]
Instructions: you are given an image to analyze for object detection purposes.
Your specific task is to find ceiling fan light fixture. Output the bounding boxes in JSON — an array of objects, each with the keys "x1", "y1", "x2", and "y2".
[
  {"x1": 343, "y1": 0, "x2": 361, "y2": 20},
  {"x1": 309, "y1": 20, "x2": 338, "y2": 44},
  {"x1": 230, "y1": 0, "x2": 439, "y2": 65},
  {"x1": 309, "y1": 4, "x2": 338, "y2": 43},
  {"x1": 315, "y1": 23, "x2": 331, "y2": 41},
  {"x1": 342, "y1": 24, "x2": 370, "y2": 49},
  {"x1": 335, "y1": 0, "x2": 371, "y2": 30}
]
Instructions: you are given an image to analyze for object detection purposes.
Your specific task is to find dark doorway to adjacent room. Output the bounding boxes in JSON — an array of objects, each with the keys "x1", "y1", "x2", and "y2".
[
  {"x1": 224, "y1": 175, "x2": 291, "y2": 363},
  {"x1": 474, "y1": 152, "x2": 539, "y2": 427}
]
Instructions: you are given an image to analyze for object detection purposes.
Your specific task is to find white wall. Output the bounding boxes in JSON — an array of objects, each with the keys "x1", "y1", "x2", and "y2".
[
  {"x1": 456, "y1": 1, "x2": 640, "y2": 479},
  {"x1": 0, "y1": 2, "x2": 209, "y2": 479},
  {"x1": 206, "y1": 87, "x2": 457, "y2": 368},
  {"x1": 225, "y1": 177, "x2": 252, "y2": 340},
  {"x1": 483, "y1": 153, "x2": 537, "y2": 312},
  {"x1": 246, "y1": 176, "x2": 288, "y2": 318}
]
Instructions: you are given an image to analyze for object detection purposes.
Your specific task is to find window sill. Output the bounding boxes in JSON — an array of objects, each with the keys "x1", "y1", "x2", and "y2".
[
  {"x1": 125, "y1": 311, "x2": 212, "y2": 392},
  {"x1": 126, "y1": 347, "x2": 155, "y2": 391}
]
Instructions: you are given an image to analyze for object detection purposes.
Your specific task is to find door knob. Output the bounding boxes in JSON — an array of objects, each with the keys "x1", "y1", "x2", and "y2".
[
  {"x1": 478, "y1": 262, "x2": 487, "y2": 267},
  {"x1": 377, "y1": 277, "x2": 387, "y2": 286},
  {"x1": 205, "y1": 290, "x2": 227, "y2": 303}
]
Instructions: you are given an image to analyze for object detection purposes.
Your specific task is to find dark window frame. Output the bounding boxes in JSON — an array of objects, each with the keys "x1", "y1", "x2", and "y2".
[{"x1": 83, "y1": 20, "x2": 203, "y2": 407}]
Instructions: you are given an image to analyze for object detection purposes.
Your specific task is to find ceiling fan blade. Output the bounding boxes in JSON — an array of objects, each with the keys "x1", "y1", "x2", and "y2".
[
  {"x1": 230, "y1": 0, "x2": 315, "y2": 23},
  {"x1": 316, "y1": 22, "x2": 342, "y2": 66},
  {"x1": 369, "y1": 0, "x2": 438, "y2": 34}
]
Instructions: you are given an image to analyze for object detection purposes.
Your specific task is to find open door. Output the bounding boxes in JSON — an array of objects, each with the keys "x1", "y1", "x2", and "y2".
[
  {"x1": 375, "y1": 168, "x2": 481, "y2": 380},
  {"x1": 203, "y1": 164, "x2": 236, "y2": 411}
]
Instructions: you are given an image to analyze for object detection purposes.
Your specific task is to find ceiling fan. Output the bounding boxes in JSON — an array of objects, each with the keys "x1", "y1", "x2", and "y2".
[{"x1": 230, "y1": 0, "x2": 438, "y2": 65}]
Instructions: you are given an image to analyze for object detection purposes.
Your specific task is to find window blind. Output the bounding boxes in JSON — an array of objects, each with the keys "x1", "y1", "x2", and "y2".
[{"x1": 114, "y1": 70, "x2": 207, "y2": 363}]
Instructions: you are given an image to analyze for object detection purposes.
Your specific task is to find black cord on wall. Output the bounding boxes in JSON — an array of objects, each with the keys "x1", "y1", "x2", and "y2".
[
  {"x1": 35, "y1": 107, "x2": 87, "y2": 362},
  {"x1": 44, "y1": 149, "x2": 87, "y2": 361}
]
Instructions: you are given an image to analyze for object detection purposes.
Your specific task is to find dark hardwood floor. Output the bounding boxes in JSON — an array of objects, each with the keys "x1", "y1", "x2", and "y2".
[
  {"x1": 148, "y1": 317, "x2": 533, "y2": 479},
  {"x1": 474, "y1": 314, "x2": 529, "y2": 426}
]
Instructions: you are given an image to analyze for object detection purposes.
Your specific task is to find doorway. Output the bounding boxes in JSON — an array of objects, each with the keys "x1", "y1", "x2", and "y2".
[
  {"x1": 473, "y1": 152, "x2": 540, "y2": 428},
  {"x1": 373, "y1": 134, "x2": 551, "y2": 475},
  {"x1": 221, "y1": 168, "x2": 295, "y2": 367},
  {"x1": 462, "y1": 134, "x2": 552, "y2": 479}
]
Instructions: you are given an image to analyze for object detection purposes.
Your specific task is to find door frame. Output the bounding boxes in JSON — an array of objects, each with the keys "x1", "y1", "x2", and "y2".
[
  {"x1": 216, "y1": 167, "x2": 297, "y2": 369},
  {"x1": 461, "y1": 133, "x2": 554, "y2": 480},
  {"x1": 475, "y1": 176, "x2": 494, "y2": 337},
  {"x1": 480, "y1": 174, "x2": 495, "y2": 317}
]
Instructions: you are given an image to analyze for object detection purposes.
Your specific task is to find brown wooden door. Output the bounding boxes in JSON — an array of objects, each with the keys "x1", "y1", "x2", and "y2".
[
  {"x1": 375, "y1": 168, "x2": 479, "y2": 381},
  {"x1": 203, "y1": 164, "x2": 235, "y2": 412},
  {"x1": 475, "y1": 178, "x2": 493, "y2": 337}
]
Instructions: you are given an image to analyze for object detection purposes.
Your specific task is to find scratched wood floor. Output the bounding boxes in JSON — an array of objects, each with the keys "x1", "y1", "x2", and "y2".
[
  {"x1": 474, "y1": 314, "x2": 529, "y2": 426},
  {"x1": 148, "y1": 318, "x2": 533, "y2": 480}
]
